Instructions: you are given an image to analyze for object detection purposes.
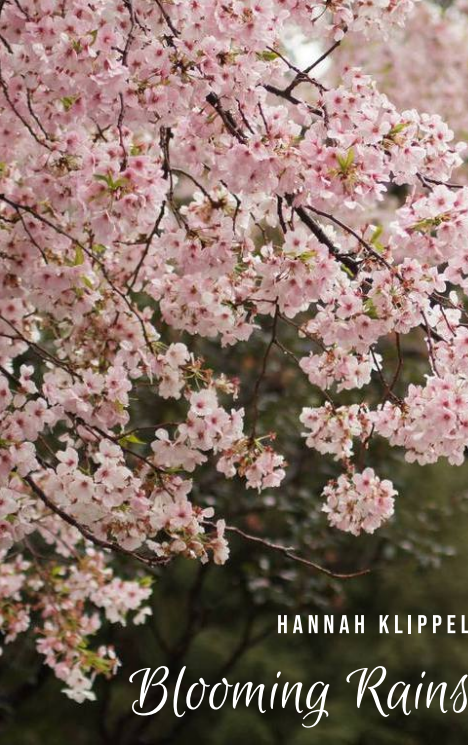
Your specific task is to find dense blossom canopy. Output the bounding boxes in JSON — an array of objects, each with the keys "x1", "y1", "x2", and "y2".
[{"x1": 0, "y1": 0, "x2": 467, "y2": 702}]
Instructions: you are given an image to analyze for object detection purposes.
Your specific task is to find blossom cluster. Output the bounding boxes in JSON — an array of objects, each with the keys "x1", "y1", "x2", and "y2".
[
  {"x1": 0, "y1": 545, "x2": 151, "y2": 702},
  {"x1": 322, "y1": 468, "x2": 396, "y2": 536},
  {"x1": 333, "y1": 0, "x2": 468, "y2": 141}
]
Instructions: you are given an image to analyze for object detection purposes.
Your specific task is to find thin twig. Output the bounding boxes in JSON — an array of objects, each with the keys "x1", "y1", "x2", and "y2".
[{"x1": 206, "y1": 521, "x2": 370, "y2": 580}]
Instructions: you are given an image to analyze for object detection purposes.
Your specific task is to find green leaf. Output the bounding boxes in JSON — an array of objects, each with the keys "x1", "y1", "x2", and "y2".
[
  {"x1": 138, "y1": 576, "x2": 154, "y2": 588},
  {"x1": 370, "y1": 225, "x2": 383, "y2": 244},
  {"x1": 388, "y1": 121, "x2": 410, "y2": 137},
  {"x1": 60, "y1": 95, "x2": 78, "y2": 112},
  {"x1": 299, "y1": 250, "x2": 317, "y2": 262},
  {"x1": 256, "y1": 51, "x2": 279, "y2": 61},
  {"x1": 94, "y1": 173, "x2": 130, "y2": 193},
  {"x1": 74, "y1": 245, "x2": 85, "y2": 266},
  {"x1": 118, "y1": 433, "x2": 146, "y2": 446},
  {"x1": 94, "y1": 174, "x2": 111, "y2": 184},
  {"x1": 410, "y1": 215, "x2": 447, "y2": 233},
  {"x1": 364, "y1": 298, "x2": 379, "y2": 319},
  {"x1": 336, "y1": 148, "x2": 355, "y2": 173},
  {"x1": 81, "y1": 275, "x2": 94, "y2": 290},
  {"x1": 370, "y1": 225, "x2": 385, "y2": 253}
]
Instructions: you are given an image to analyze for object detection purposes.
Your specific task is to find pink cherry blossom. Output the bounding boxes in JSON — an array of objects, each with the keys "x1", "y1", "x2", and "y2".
[{"x1": 322, "y1": 468, "x2": 396, "y2": 535}]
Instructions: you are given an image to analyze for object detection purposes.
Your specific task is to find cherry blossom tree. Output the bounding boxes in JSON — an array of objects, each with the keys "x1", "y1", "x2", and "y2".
[{"x1": 0, "y1": 0, "x2": 467, "y2": 702}]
